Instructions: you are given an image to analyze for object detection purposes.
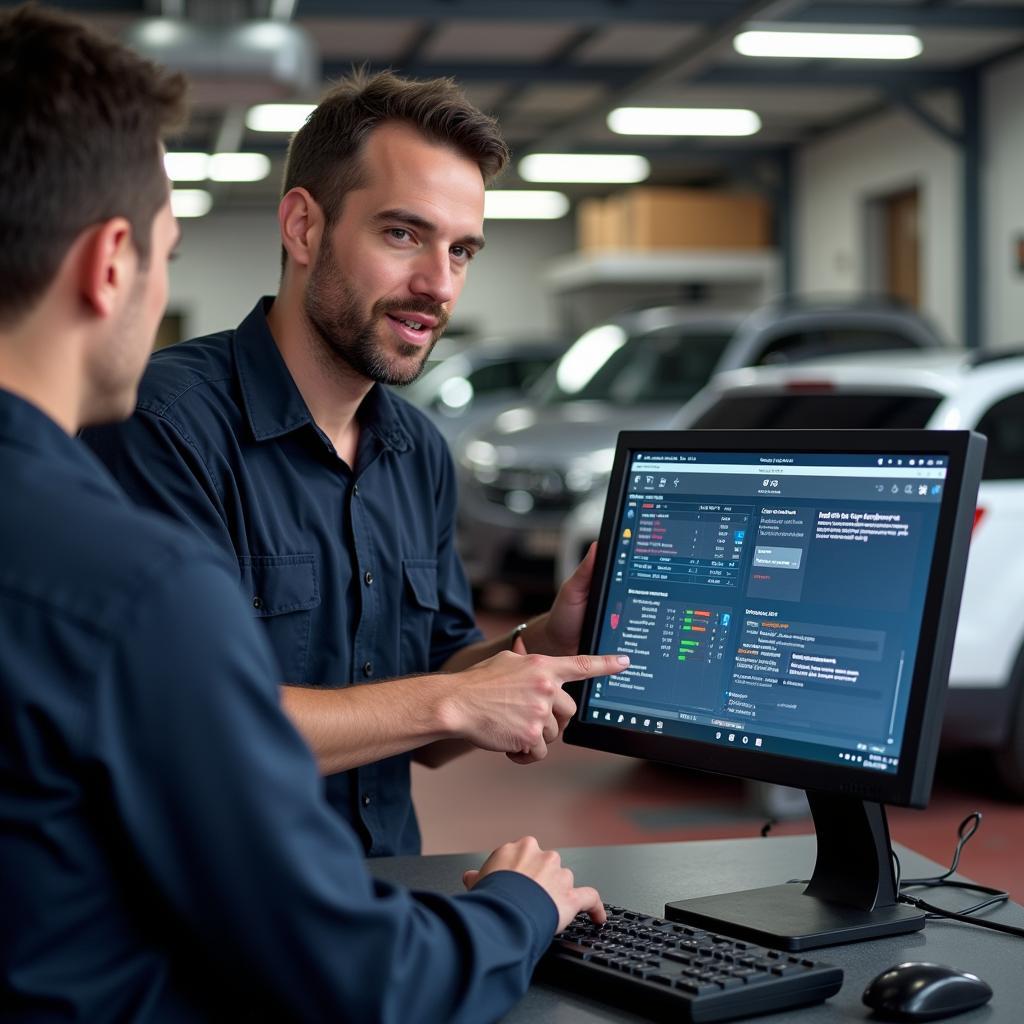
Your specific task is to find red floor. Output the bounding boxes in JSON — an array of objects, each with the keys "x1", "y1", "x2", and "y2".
[{"x1": 412, "y1": 610, "x2": 1024, "y2": 905}]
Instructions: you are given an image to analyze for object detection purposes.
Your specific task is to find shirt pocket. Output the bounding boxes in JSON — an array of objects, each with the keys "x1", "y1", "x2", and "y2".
[
  {"x1": 400, "y1": 558, "x2": 439, "y2": 672},
  {"x1": 239, "y1": 554, "x2": 320, "y2": 683}
]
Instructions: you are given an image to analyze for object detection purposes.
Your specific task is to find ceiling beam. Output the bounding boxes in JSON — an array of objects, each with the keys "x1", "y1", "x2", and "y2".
[
  {"x1": 294, "y1": 1, "x2": 1024, "y2": 28},
  {"x1": 321, "y1": 60, "x2": 647, "y2": 85},
  {"x1": 522, "y1": 0, "x2": 803, "y2": 153},
  {"x1": 694, "y1": 64, "x2": 965, "y2": 89},
  {"x1": 788, "y1": 4, "x2": 1024, "y2": 29}
]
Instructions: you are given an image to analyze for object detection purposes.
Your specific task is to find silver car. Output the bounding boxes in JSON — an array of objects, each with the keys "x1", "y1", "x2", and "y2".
[{"x1": 455, "y1": 308, "x2": 747, "y2": 595}]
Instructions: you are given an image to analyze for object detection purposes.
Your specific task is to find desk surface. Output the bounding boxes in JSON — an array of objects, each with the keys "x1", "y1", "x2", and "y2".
[{"x1": 369, "y1": 835, "x2": 1023, "y2": 1023}]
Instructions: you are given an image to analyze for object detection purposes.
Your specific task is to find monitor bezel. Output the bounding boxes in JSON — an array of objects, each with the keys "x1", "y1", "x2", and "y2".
[{"x1": 564, "y1": 429, "x2": 985, "y2": 809}]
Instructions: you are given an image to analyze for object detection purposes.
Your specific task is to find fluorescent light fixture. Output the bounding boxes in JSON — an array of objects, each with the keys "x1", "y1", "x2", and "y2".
[
  {"x1": 734, "y1": 29, "x2": 922, "y2": 60},
  {"x1": 208, "y1": 152, "x2": 271, "y2": 182},
  {"x1": 171, "y1": 189, "x2": 213, "y2": 219},
  {"x1": 164, "y1": 152, "x2": 210, "y2": 181},
  {"x1": 519, "y1": 153, "x2": 650, "y2": 184},
  {"x1": 608, "y1": 107, "x2": 761, "y2": 137},
  {"x1": 245, "y1": 102, "x2": 316, "y2": 133},
  {"x1": 484, "y1": 190, "x2": 569, "y2": 220}
]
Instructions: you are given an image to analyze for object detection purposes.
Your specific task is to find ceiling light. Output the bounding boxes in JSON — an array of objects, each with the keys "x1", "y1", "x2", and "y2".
[
  {"x1": 484, "y1": 190, "x2": 569, "y2": 220},
  {"x1": 208, "y1": 152, "x2": 272, "y2": 182},
  {"x1": 608, "y1": 107, "x2": 761, "y2": 137},
  {"x1": 519, "y1": 153, "x2": 650, "y2": 184},
  {"x1": 164, "y1": 152, "x2": 210, "y2": 182},
  {"x1": 171, "y1": 189, "x2": 213, "y2": 219},
  {"x1": 245, "y1": 102, "x2": 316, "y2": 133},
  {"x1": 734, "y1": 29, "x2": 922, "y2": 60}
]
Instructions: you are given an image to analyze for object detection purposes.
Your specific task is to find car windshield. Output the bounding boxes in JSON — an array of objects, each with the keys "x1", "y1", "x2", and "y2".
[
  {"x1": 756, "y1": 328, "x2": 928, "y2": 365},
  {"x1": 537, "y1": 326, "x2": 733, "y2": 406},
  {"x1": 690, "y1": 392, "x2": 942, "y2": 429}
]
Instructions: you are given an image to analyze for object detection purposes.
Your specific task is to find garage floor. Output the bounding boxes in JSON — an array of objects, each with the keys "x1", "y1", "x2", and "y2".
[{"x1": 412, "y1": 612, "x2": 1024, "y2": 905}]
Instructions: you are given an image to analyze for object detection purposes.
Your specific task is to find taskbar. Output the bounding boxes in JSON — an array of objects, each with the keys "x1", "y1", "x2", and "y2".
[{"x1": 584, "y1": 696, "x2": 901, "y2": 775}]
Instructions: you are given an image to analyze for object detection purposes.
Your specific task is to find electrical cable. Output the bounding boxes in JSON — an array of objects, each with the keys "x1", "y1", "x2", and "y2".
[{"x1": 892, "y1": 812, "x2": 1024, "y2": 940}]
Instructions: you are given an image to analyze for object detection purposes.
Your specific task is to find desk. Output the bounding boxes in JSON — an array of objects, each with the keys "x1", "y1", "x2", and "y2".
[{"x1": 370, "y1": 836, "x2": 1024, "y2": 1022}]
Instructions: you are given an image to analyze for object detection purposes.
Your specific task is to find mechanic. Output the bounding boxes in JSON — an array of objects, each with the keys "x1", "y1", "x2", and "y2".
[
  {"x1": 0, "y1": 6, "x2": 618, "y2": 1019},
  {"x1": 85, "y1": 66, "x2": 601, "y2": 856}
]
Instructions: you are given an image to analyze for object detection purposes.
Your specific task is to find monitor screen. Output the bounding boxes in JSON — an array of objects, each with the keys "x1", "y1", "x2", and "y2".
[{"x1": 565, "y1": 430, "x2": 984, "y2": 949}]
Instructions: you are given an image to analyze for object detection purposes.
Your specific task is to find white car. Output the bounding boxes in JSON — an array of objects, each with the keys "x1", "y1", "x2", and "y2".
[{"x1": 559, "y1": 349, "x2": 1024, "y2": 795}]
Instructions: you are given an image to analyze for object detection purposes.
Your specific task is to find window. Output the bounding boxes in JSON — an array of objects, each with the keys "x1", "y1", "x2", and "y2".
[{"x1": 691, "y1": 392, "x2": 941, "y2": 430}]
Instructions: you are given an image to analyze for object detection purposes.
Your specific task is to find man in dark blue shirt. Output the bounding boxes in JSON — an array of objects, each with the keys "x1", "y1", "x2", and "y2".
[
  {"x1": 85, "y1": 66, "x2": 606, "y2": 856},
  {"x1": 0, "y1": 7, "x2": 621, "y2": 1019}
]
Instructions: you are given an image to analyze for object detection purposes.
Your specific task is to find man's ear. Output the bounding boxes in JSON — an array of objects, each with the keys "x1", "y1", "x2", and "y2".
[
  {"x1": 278, "y1": 187, "x2": 323, "y2": 271},
  {"x1": 79, "y1": 217, "x2": 134, "y2": 318}
]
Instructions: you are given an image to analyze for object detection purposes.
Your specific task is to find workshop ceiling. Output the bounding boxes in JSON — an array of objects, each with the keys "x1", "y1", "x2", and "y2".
[{"x1": 37, "y1": 0, "x2": 1024, "y2": 207}]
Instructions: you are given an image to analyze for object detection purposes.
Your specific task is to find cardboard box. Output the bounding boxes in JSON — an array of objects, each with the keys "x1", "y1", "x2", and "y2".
[{"x1": 576, "y1": 188, "x2": 773, "y2": 251}]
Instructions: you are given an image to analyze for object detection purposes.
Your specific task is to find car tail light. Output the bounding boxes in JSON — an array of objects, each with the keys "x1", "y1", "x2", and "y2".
[
  {"x1": 972, "y1": 506, "x2": 986, "y2": 535},
  {"x1": 784, "y1": 380, "x2": 835, "y2": 392}
]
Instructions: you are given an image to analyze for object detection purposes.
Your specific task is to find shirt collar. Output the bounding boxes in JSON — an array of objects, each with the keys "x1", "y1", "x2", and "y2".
[
  {"x1": 0, "y1": 388, "x2": 127, "y2": 502},
  {"x1": 233, "y1": 296, "x2": 412, "y2": 454}
]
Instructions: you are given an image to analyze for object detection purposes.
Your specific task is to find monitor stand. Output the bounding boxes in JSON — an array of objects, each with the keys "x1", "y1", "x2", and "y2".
[{"x1": 664, "y1": 792, "x2": 926, "y2": 951}]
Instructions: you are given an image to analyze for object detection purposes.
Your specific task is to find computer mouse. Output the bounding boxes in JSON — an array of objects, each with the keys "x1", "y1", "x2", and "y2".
[{"x1": 862, "y1": 961, "x2": 993, "y2": 1021}]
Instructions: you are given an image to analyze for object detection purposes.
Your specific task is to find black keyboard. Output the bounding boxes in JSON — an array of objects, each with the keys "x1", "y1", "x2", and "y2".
[{"x1": 538, "y1": 904, "x2": 844, "y2": 1022}]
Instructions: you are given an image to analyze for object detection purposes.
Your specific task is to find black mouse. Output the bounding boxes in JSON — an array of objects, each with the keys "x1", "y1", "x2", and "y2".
[{"x1": 863, "y1": 961, "x2": 993, "y2": 1021}]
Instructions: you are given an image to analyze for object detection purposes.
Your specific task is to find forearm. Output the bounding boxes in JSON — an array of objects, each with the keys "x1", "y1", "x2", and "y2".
[{"x1": 280, "y1": 676, "x2": 457, "y2": 775}]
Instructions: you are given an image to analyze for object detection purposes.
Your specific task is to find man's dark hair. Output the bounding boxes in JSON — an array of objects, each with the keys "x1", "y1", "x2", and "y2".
[
  {"x1": 283, "y1": 68, "x2": 509, "y2": 236},
  {"x1": 0, "y1": 4, "x2": 187, "y2": 325}
]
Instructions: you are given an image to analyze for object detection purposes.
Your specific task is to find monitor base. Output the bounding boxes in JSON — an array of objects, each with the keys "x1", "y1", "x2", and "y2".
[{"x1": 665, "y1": 883, "x2": 926, "y2": 951}]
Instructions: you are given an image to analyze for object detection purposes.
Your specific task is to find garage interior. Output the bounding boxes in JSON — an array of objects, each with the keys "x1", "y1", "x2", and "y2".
[{"x1": 47, "y1": 0, "x2": 1024, "y2": 904}]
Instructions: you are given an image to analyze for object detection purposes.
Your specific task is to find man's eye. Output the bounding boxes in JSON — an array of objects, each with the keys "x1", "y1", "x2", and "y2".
[
  {"x1": 451, "y1": 245, "x2": 473, "y2": 261},
  {"x1": 389, "y1": 228, "x2": 410, "y2": 241}
]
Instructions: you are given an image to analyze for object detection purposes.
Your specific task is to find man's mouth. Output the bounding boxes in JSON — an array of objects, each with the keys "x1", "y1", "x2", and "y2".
[{"x1": 385, "y1": 310, "x2": 442, "y2": 345}]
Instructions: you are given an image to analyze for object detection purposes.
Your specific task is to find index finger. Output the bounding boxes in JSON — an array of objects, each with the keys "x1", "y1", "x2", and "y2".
[{"x1": 550, "y1": 653, "x2": 629, "y2": 682}]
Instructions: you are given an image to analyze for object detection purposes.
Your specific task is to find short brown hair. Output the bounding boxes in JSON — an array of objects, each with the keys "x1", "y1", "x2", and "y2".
[
  {"x1": 283, "y1": 68, "x2": 509, "y2": 230},
  {"x1": 0, "y1": 4, "x2": 187, "y2": 325}
]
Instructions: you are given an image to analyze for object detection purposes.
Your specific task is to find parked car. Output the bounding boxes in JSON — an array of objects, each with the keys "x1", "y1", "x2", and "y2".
[
  {"x1": 454, "y1": 308, "x2": 747, "y2": 594},
  {"x1": 456, "y1": 297, "x2": 948, "y2": 596},
  {"x1": 398, "y1": 336, "x2": 567, "y2": 443},
  {"x1": 558, "y1": 348, "x2": 1024, "y2": 796}
]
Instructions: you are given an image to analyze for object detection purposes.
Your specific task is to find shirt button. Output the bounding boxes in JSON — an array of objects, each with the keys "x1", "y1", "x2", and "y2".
[
  {"x1": 252, "y1": 596, "x2": 264, "y2": 610},
  {"x1": 362, "y1": 661, "x2": 374, "y2": 677},
  {"x1": 363, "y1": 570, "x2": 374, "y2": 585},
  {"x1": 352, "y1": 484, "x2": 360, "y2": 497},
  {"x1": 362, "y1": 794, "x2": 372, "y2": 807}
]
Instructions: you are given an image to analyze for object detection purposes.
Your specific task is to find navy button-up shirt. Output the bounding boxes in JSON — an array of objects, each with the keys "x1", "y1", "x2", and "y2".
[
  {"x1": 0, "y1": 388, "x2": 555, "y2": 1021},
  {"x1": 85, "y1": 299, "x2": 483, "y2": 856}
]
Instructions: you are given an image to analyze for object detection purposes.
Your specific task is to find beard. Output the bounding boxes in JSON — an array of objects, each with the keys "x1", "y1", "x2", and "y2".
[{"x1": 304, "y1": 239, "x2": 449, "y2": 387}]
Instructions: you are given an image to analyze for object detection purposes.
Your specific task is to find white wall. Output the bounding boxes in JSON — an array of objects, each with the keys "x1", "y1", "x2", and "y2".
[
  {"x1": 984, "y1": 54, "x2": 1024, "y2": 350},
  {"x1": 169, "y1": 208, "x2": 574, "y2": 341},
  {"x1": 795, "y1": 101, "x2": 963, "y2": 344}
]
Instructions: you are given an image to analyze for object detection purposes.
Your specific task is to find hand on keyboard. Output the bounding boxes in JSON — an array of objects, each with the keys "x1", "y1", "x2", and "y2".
[{"x1": 462, "y1": 836, "x2": 606, "y2": 930}]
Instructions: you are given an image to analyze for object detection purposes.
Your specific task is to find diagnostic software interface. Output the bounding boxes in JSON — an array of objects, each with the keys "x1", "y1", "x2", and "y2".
[{"x1": 584, "y1": 449, "x2": 948, "y2": 776}]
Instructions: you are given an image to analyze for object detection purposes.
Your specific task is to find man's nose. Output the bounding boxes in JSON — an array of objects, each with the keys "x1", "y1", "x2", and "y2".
[{"x1": 409, "y1": 247, "x2": 455, "y2": 305}]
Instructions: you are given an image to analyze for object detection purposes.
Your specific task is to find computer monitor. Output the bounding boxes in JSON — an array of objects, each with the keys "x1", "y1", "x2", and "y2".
[{"x1": 564, "y1": 429, "x2": 985, "y2": 951}]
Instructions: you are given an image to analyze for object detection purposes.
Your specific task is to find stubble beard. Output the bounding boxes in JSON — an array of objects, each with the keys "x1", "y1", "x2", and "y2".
[{"x1": 304, "y1": 240, "x2": 448, "y2": 387}]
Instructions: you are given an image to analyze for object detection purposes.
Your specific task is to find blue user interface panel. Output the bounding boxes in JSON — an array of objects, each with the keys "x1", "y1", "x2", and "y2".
[{"x1": 583, "y1": 450, "x2": 948, "y2": 775}]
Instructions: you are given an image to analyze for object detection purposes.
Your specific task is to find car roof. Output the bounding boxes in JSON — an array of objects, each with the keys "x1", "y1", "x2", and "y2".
[
  {"x1": 608, "y1": 306, "x2": 750, "y2": 336},
  {"x1": 708, "y1": 349, "x2": 976, "y2": 395}
]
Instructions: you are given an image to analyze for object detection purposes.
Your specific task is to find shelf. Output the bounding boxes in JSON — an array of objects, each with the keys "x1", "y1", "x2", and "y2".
[{"x1": 545, "y1": 249, "x2": 780, "y2": 292}]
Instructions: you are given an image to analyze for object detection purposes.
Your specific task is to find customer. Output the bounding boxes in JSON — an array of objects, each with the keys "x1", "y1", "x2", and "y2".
[
  {"x1": 0, "y1": 6, "x2": 620, "y2": 1020},
  {"x1": 85, "y1": 66, "x2": 605, "y2": 856}
]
